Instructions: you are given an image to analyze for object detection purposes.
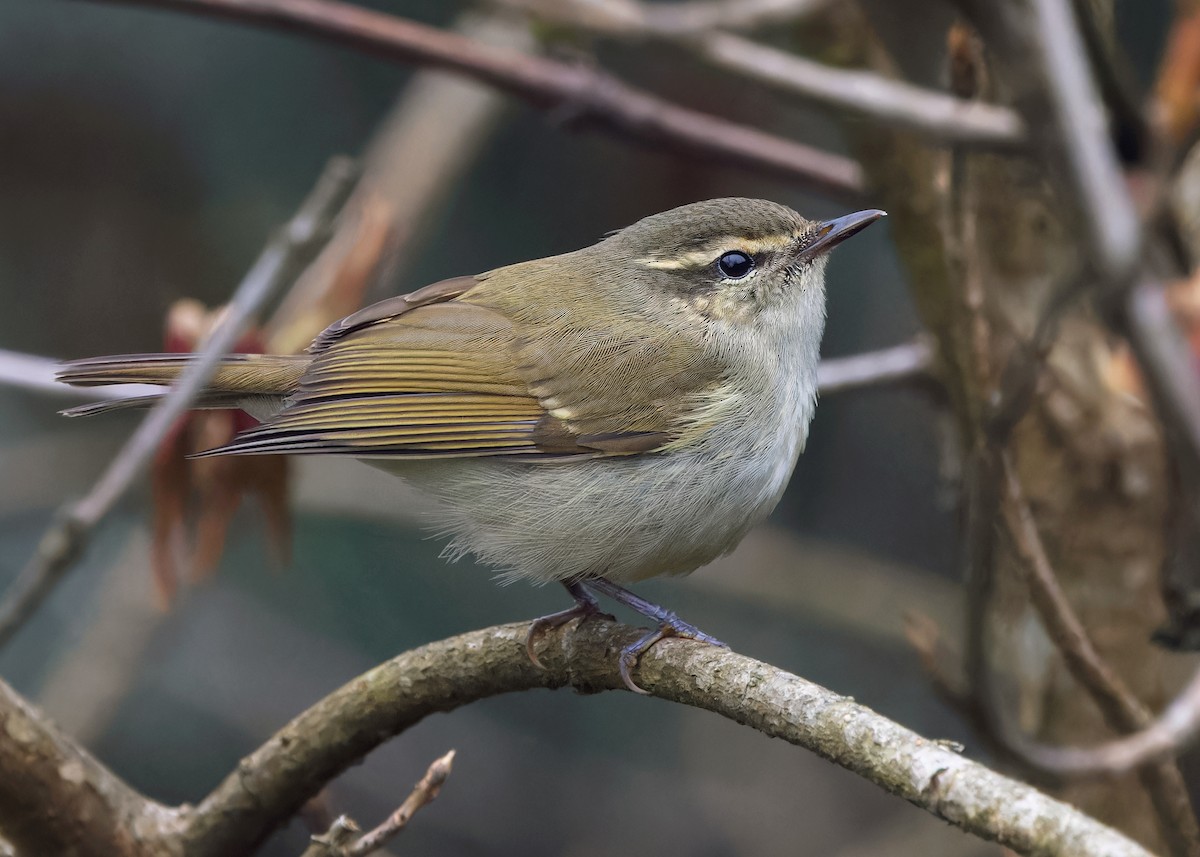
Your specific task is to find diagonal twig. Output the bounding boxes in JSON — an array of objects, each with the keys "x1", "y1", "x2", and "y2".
[
  {"x1": 998, "y1": 454, "x2": 1200, "y2": 857},
  {"x1": 77, "y1": 0, "x2": 862, "y2": 198},
  {"x1": 298, "y1": 752, "x2": 455, "y2": 856},
  {"x1": 999, "y1": 454, "x2": 1152, "y2": 727},
  {"x1": 954, "y1": 0, "x2": 1200, "y2": 469},
  {"x1": 498, "y1": 0, "x2": 1025, "y2": 148},
  {"x1": 694, "y1": 31, "x2": 1024, "y2": 148},
  {"x1": 994, "y1": 453, "x2": 1200, "y2": 787},
  {"x1": 344, "y1": 750, "x2": 455, "y2": 856},
  {"x1": 0, "y1": 157, "x2": 357, "y2": 649}
]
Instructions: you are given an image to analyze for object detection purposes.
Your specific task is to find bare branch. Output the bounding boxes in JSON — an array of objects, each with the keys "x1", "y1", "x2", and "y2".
[
  {"x1": 988, "y1": 455, "x2": 1200, "y2": 778},
  {"x1": 999, "y1": 454, "x2": 1200, "y2": 856},
  {"x1": 80, "y1": 0, "x2": 862, "y2": 198},
  {"x1": 0, "y1": 676, "x2": 179, "y2": 857},
  {"x1": 953, "y1": 1, "x2": 1200, "y2": 468},
  {"x1": 816, "y1": 339, "x2": 935, "y2": 395},
  {"x1": 0, "y1": 617, "x2": 1160, "y2": 856},
  {"x1": 999, "y1": 455, "x2": 1151, "y2": 726},
  {"x1": 562, "y1": 0, "x2": 832, "y2": 36},
  {"x1": 694, "y1": 32, "x2": 1024, "y2": 147},
  {"x1": 1016, "y1": 666, "x2": 1200, "y2": 777},
  {"x1": 0, "y1": 348, "x2": 157, "y2": 402},
  {"x1": 0, "y1": 157, "x2": 357, "y2": 649},
  {"x1": 299, "y1": 752, "x2": 454, "y2": 856},
  {"x1": 493, "y1": 0, "x2": 1024, "y2": 147},
  {"x1": 171, "y1": 621, "x2": 1155, "y2": 857},
  {"x1": 345, "y1": 750, "x2": 455, "y2": 857}
]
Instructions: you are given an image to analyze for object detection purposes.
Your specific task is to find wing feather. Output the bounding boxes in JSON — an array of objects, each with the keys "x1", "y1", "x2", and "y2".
[{"x1": 203, "y1": 269, "x2": 717, "y2": 460}]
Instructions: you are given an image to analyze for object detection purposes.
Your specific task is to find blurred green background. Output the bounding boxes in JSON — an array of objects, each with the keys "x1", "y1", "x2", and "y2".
[{"x1": 0, "y1": 1, "x2": 1175, "y2": 854}]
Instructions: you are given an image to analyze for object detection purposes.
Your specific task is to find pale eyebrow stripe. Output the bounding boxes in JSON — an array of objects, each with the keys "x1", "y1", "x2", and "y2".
[{"x1": 634, "y1": 233, "x2": 796, "y2": 270}]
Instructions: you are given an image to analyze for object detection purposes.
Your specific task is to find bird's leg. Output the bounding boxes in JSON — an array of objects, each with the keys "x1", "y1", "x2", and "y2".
[
  {"x1": 526, "y1": 579, "x2": 614, "y2": 669},
  {"x1": 587, "y1": 578, "x2": 726, "y2": 694}
]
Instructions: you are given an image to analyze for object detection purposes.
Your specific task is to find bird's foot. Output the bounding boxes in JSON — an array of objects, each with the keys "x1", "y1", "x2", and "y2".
[
  {"x1": 615, "y1": 614, "x2": 725, "y2": 695},
  {"x1": 526, "y1": 580, "x2": 614, "y2": 669},
  {"x1": 587, "y1": 577, "x2": 726, "y2": 694}
]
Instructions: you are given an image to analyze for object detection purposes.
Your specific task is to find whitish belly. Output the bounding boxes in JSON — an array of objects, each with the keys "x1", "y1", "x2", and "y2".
[{"x1": 388, "y1": 423, "x2": 805, "y2": 585}]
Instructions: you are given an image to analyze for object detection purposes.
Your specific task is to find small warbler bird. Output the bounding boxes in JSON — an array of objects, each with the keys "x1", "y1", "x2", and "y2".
[{"x1": 58, "y1": 198, "x2": 883, "y2": 692}]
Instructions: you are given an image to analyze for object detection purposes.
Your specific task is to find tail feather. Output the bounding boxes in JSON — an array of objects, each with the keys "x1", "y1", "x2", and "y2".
[
  {"x1": 57, "y1": 353, "x2": 309, "y2": 419},
  {"x1": 60, "y1": 392, "x2": 260, "y2": 418},
  {"x1": 57, "y1": 353, "x2": 308, "y2": 392}
]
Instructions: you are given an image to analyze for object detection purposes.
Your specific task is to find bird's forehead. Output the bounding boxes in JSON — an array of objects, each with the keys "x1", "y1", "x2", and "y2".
[{"x1": 618, "y1": 198, "x2": 811, "y2": 253}]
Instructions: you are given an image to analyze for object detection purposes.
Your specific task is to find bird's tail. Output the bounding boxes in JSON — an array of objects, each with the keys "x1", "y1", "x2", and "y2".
[{"x1": 56, "y1": 353, "x2": 309, "y2": 417}]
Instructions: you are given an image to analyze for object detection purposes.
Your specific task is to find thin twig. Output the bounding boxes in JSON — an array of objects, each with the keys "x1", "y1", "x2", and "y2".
[
  {"x1": 5, "y1": 342, "x2": 933, "y2": 403},
  {"x1": 0, "y1": 349, "x2": 157, "y2": 402},
  {"x1": 79, "y1": 0, "x2": 863, "y2": 199},
  {"x1": 954, "y1": 0, "x2": 1138, "y2": 279},
  {"x1": 345, "y1": 750, "x2": 455, "y2": 857},
  {"x1": 267, "y1": 11, "x2": 530, "y2": 349},
  {"x1": 301, "y1": 816, "x2": 359, "y2": 857},
  {"x1": 0, "y1": 622, "x2": 1157, "y2": 857},
  {"x1": 992, "y1": 454, "x2": 1200, "y2": 777},
  {"x1": 693, "y1": 31, "x2": 1024, "y2": 148},
  {"x1": 955, "y1": 0, "x2": 1200, "y2": 468},
  {"x1": 505, "y1": 0, "x2": 1025, "y2": 149},
  {"x1": 999, "y1": 454, "x2": 1200, "y2": 857},
  {"x1": 1013, "y1": 666, "x2": 1200, "y2": 777},
  {"x1": 815, "y1": 339, "x2": 934, "y2": 395},
  {"x1": 0, "y1": 157, "x2": 357, "y2": 649},
  {"x1": 510, "y1": 0, "x2": 832, "y2": 36},
  {"x1": 999, "y1": 455, "x2": 1150, "y2": 725}
]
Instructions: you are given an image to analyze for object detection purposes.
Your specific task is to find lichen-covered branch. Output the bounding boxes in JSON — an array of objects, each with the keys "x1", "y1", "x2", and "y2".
[
  {"x1": 0, "y1": 678, "x2": 177, "y2": 857},
  {"x1": 0, "y1": 621, "x2": 1155, "y2": 857},
  {"x1": 175, "y1": 621, "x2": 1153, "y2": 857}
]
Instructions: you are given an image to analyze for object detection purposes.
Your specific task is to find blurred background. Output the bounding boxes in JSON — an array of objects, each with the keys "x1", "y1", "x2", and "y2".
[{"x1": 0, "y1": 1, "x2": 1182, "y2": 855}]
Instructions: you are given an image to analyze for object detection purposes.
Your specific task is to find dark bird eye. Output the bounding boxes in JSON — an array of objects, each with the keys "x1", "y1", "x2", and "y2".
[{"x1": 717, "y1": 250, "x2": 754, "y2": 279}]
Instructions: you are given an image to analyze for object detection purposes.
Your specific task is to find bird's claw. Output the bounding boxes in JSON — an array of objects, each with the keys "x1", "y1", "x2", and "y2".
[
  {"x1": 525, "y1": 601, "x2": 614, "y2": 669},
  {"x1": 617, "y1": 619, "x2": 727, "y2": 694}
]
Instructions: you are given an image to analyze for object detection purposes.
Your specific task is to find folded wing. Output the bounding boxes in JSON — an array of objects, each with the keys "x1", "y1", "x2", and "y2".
[{"x1": 200, "y1": 278, "x2": 689, "y2": 460}]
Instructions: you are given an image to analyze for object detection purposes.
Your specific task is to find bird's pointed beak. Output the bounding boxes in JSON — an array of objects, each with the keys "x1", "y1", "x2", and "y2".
[{"x1": 801, "y1": 209, "x2": 886, "y2": 258}]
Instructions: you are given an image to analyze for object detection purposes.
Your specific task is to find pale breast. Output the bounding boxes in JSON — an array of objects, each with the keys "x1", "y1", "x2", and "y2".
[{"x1": 391, "y1": 373, "x2": 814, "y2": 585}]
